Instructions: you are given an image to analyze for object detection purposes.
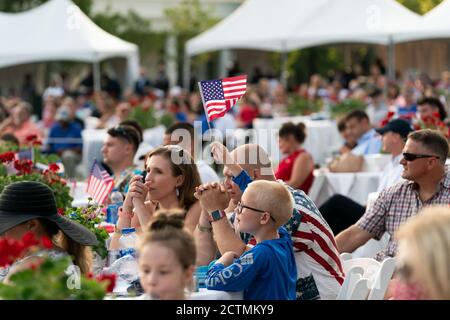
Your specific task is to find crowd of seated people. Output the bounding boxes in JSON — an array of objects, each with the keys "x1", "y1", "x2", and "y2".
[{"x1": 2, "y1": 62, "x2": 450, "y2": 301}]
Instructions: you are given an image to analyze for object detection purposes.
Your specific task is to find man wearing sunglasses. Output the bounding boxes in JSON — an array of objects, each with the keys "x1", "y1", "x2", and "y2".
[
  {"x1": 320, "y1": 119, "x2": 413, "y2": 235},
  {"x1": 336, "y1": 129, "x2": 450, "y2": 261},
  {"x1": 194, "y1": 142, "x2": 344, "y2": 300}
]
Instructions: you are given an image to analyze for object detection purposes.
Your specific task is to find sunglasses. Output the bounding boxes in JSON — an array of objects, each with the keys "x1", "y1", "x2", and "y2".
[
  {"x1": 236, "y1": 202, "x2": 276, "y2": 222},
  {"x1": 402, "y1": 152, "x2": 440, "y2": 162},
  {"x1": 110, "y1": 125, "x2": 139, "y2": 146}
]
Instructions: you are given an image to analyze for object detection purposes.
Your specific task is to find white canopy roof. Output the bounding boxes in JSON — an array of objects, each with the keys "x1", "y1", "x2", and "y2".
[
  {"x1": 0, "y1": 0, "x2": 139, "y2": 86},
  {"x1": 186, "y1": 0, "x2": 421, "y2": 56},
  {"x1": 394, "y1": 0, "x2": 450, "y2": 43}
]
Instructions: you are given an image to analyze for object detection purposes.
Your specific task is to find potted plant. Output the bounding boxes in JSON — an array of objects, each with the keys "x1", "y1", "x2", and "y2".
[
  {"x1": 0, "y1": 233, "x2": 115, "y2": 300},
  {"x1": 63, "y1": 202, "x2": 110, "y2": 274}
]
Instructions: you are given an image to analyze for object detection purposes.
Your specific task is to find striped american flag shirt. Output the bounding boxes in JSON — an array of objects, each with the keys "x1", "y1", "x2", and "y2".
[{"x1": 232, "y1": 171, "x2": 344, "y2": 300}]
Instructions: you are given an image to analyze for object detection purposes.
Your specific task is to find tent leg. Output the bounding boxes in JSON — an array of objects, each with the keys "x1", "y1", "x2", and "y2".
[
  {"x1": 93, "y1": 60, "x2": 101, "y2": 93},
  {"x1": 387, "y1": 36, "x2": 395, "y2": 82},
  {"x1": 183, "y1": 52, "x2": 191, "y2": 91},
  {"x1": 280, "y1": 50, "x2": 288, "y2": 88}
]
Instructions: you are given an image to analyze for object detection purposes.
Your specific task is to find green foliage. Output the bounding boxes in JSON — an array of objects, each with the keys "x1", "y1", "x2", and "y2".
[
  {"x1": 396, "y1": 0, "x2": 443, "y2": 15},
  {"x1": 0, "y1": 256, "x2": 107, "y2": 300},
  {"x1": 128, "y1": 106, "x2": 157, "y2": 130},
  {"x1": 286, "y1": 96, "x2": 323, "y2": 116},
  {"x1": 65, "y1": 203, "x2": 109, "y2": 259},
  {"x1": 330, "y1": 99, "x2": 367, "y2": 119},
  {"x1": 33, "y1": 149, "x2": 60, "y2": 165},
  {"x1": 92, "y1": 7, "x2": 165, "y2": 57},
  {"x1": 164, "y1": 0, "x2": 221, "y2": 83},
  {"x1": 127, "y1": 105, "x2": 176, "y2": 130},
  {"x1": 0, "y1": 0, "x2": 165, "y2": 71},
  {"x1": 160, "y1": 112, "x2": 175, "y2": 129},
  {"x1": 0, "y1": 0, "x2": 91, "y2": 14},
  {"x1": 0, "y1": 171, "x2": 73, "y2": 209},
  {"x1": 273, "y1": 46, "x2": 346, "y2": 85}
]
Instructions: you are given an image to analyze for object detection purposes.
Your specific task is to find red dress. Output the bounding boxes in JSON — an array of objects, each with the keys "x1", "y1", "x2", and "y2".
[{"x1": 275, "y1": 149, "x2": 314, "y2": 194}]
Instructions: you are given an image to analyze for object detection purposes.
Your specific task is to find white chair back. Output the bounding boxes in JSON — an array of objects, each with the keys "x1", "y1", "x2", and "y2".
[
  {"x1": 340, "y1": 257, "x2": 396, "y2": 300},
  {"x1": 352, "y1": 232, "x2": 390, "y2": 259},
  {"x1": 367, "y1": 257, "x2": 396, "y2": 300}
]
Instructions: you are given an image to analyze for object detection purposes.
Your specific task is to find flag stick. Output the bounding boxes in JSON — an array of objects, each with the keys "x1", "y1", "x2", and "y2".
[{"x1": 198, "y1": 81, "x2": 213, "y2": 132}]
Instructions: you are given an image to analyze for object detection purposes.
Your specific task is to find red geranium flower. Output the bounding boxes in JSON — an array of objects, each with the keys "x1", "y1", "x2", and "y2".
[
  {"x1": 14, "y1": 159, "x2": 33, "y2": 175},
  {"x1": 0, "y1": 232, "x2": 38, "y2": 267},
  {"x1": 0, "y1": 151, "x2": 16, "y2": 163},
  {"x1": 41, "y1": 236, "x2": 53, "y2": 249},
  {"x1": 97, "y1": 273, "x2": 117, "y2": 293},
  {"x1": 57, "y1": 208, "x2": 65, "y2": 216},
  {"x1": 49, "y1": 163, "x2": 60, "y2": 173},
  {"x1": 25, "y1": 134, "x2": 38, "y2": 142}
]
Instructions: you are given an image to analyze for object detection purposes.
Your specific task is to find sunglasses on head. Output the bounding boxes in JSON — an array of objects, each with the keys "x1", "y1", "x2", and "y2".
[
  {"x1": 111, "y1": 125, "x2": 138, "y2": 145},
  {"x1": 402, "y1": 152, "x2": 440, "y2": 162}
]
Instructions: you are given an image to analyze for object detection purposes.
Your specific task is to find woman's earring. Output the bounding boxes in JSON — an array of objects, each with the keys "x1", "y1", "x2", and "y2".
[{"x1": 176, "y1": 188, "x2": 180, "y2": 198}]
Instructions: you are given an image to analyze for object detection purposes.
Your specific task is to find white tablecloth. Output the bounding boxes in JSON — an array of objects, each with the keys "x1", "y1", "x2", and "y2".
[
  {"x1": 308, "y1": 169, "x2": 382, "y2": 207},
  {"x1": 70, "y1": 181, "x2": 91, "y2": 207},
  {"x1": 252, "y1": 116, "x2": 343, "y2": 167},
  {"x1": 81, "y1": 125, "x2": 166, "y2": 177},
  {"x1": 107, "y1": 282, "x2": 242, "y2": 300}
]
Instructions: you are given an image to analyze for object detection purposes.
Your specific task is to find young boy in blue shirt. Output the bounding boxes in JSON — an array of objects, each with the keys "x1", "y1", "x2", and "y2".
[{"x1": 203, "y1": 180, "x2": 297, "y2": 300}]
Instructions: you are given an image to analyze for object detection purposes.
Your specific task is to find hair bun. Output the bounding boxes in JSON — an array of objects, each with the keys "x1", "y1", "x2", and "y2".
[
  {"x1": 297, "y1": 122, "x2": 306, "y2": 132},
  {"x1": 149, "y1": 211, "x2": 185, "y2": 231}
]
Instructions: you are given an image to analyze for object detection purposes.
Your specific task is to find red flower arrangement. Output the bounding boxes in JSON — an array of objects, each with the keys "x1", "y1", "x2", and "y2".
[
  {"x1": 13, "y1": 159, "x2": 33, "y2": 175},
  {"x1": 0, "y1": 232, "x2": 115, "y2": 300},
  {"x1": 49, "y1": 163, "x2": 60, "y2": 173},
  {"x1": 25, "y1": 134, "x2": 38, "y2": 143},
  {"x1": 0, "y1": 151, "x2": 16, "y2": 163},
  {"x1": 88, "y1": 272, "x2": 117, "y2": 293},
  {"x1": 25, "y1": 134, "x2": 42, "y2": 147},
  {"x1": 413, "y1": 112, "x2": 450, "y2": 138},
  {"x1": 0, "y1": 232, "x2": 52, "y2": 268}
]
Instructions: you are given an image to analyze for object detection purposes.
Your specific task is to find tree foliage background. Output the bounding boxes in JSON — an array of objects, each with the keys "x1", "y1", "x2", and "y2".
[{"x1": 0, "y1": 0, "x2": 445, "y2": 86}]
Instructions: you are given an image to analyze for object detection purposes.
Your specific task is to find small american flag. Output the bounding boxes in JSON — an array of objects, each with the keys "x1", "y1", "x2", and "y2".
[
  {"x1": 86, "y1": 160, "x2": 114, "y2": 205},
  {"x1": 199, "y1": 75, "x2": 247, "y2": 122}
]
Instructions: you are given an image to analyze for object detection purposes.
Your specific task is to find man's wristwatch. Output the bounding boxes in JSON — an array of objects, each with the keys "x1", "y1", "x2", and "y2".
[{"x1": 208, "y1": 210, "x2": 226, "y2": 222}]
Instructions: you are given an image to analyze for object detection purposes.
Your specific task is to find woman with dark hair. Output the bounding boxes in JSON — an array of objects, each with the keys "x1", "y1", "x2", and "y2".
[
  {"x1": 110, "y1": 145, "x2": 202, "y2": 249},
  {"x1": 0, "y1": 181, "x2": 97, "y2": 281},
  {"x1": 275, "y1": 122, "x2": 314, "y2": 193}
]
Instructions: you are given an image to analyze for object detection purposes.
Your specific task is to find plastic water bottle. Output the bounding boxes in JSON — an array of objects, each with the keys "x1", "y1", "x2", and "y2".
[
  {"x1": 119, "y1": 228, "x2": 137, "y2": 258},
  {"x1": 107, "y1": 188, "x2": 123, "y2": 224}
]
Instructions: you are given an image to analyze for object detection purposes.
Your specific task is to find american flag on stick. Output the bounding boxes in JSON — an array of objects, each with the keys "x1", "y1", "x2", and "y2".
[
  {"x1": 86, "y1": 160, "x2": 114, "y2": 205},
  {"x1": 198, "y1": 75, "x2": 247, "y2": 122}
]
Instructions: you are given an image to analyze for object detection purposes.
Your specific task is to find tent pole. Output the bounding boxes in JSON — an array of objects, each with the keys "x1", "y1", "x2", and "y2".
[
  {"x1": 280, "y1": 41, "x2": 288, "y2": 88},
  {"x1": 387, "y1": 35, "x2": 395, "y2": 82},
  {"x1": 183, "y1": 51, "x2": 191, "y2": 91},
  {"x1": 93, "y1": 60, "x2": 101, "y2": 93}
]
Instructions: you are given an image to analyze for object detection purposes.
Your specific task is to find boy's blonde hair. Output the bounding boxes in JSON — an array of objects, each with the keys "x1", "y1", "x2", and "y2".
[
  {"x1": 138, "y1": 210, "x2": 196, "y2": 270},
  {"x1": 245, "y1": 180, "x2": 293, "y2": 228},
  {"x1": 396, "y1": 205, "x2": 450, "y2": 300}
]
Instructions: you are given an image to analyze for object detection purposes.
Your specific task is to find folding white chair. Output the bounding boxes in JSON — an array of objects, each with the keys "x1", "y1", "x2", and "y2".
[
  {"x1": 340, "y1": 257, "x2": 396, "y2": 300},
  {"x1": 337, "y1": 266, "x2": 370, "y2": 300}
]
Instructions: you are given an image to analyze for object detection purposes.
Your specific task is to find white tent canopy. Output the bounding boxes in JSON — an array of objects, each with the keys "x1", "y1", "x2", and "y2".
[
  {"x1": 394, "y1": 0, "x2": 450, "y2": 43},
  {"x1": 186, "y1": 0, "x2": 421, "y2": 56},
  {"x1": 0, "y1": 0, "x2": 139, "y2": 89}
]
